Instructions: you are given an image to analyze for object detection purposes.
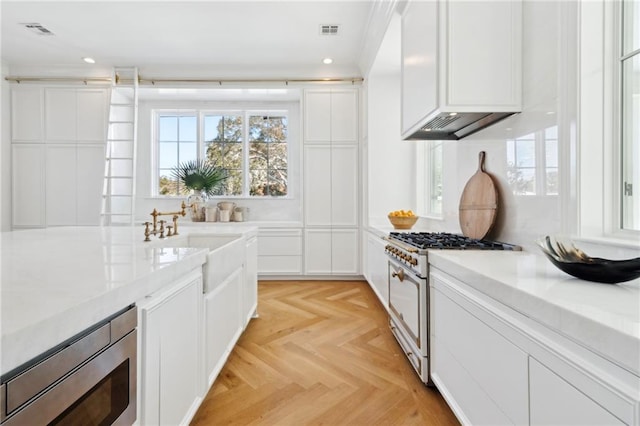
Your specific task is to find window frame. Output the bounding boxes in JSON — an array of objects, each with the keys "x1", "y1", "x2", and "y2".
[
  {"x1": 416, "y1": 140, "x2": 444, "y2": 219},
  {"x1": 152, "y1": 107, "x2": 291, "y2": 198}
]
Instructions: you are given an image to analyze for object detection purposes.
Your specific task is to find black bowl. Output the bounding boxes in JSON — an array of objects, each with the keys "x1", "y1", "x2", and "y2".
[{"x1": 537, "y1": 237, "x2": 640, "y2": 284}]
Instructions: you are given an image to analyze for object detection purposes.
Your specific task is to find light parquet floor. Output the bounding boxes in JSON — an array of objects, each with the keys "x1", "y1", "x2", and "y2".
[{"x1": 191, "y1": 280, "x2": 459, "y2": 426}]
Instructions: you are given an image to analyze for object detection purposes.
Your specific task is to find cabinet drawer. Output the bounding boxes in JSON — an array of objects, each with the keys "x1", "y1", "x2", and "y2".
[
  {"x1": 258, "y1": 235, "x2": 302, "y2": 256},
  {"x1": 431, "y1": 281, "x2": 528, "y2": 425},
  {"x1": 258, "y1": 256, "x2": 302, "y2": 274}
]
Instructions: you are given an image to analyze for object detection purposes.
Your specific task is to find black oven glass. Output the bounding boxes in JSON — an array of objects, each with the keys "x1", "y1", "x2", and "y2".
[{"x1": 49, "y1": 360, "x2": 130, "y2": 426}]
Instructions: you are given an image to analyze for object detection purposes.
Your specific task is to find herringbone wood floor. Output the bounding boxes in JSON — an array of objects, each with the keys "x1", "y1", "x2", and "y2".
[{"x1": 191, "y1": 280, "x2": 459, "y2": 426}]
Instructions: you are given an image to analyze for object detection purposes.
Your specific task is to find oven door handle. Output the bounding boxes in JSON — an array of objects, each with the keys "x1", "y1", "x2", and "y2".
[{"x1": 392, "y1": 268, "x2": 405, "y2": 282}]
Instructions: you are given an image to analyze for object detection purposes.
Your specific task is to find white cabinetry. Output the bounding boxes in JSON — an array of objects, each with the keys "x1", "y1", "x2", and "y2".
[
  {"x1": 257, "y1": 228, "x2": 303, "y2": 275},
  {"x1": 10, "y1": 87, "x2": 108, "y2": 229},
  {"x1": 243, "y1": 234, "x2": 258, "y2": 323},
  {"x1": 401, "y1": 0, "x2": 522, "y2": 138},
  {"x1": 430, "y1": 268, "x2": 639, "y2": 426},
  {"x1": 364, "y1": 232, "x2": 389, "y2": 308},
  {"x1": 11, "y1": 145, "x2": 45, "y2": 227},
  {"x1": 303, "y1": 89, "x2": 359, "y2": 275},
  {"x1": 529, "y1": 357, "x2": 624, "y2": 425},
  {"x1": 203, "y1": 267, "x2": 243, "y2": 388},
  {"x1": 138, "y1": 270, "x2": 202, "y2": 426}
]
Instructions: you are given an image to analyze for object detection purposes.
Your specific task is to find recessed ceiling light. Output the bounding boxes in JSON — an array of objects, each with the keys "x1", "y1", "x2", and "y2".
[
  {"x1": 322, "y1": 58, "x2": 333, "y2": 65},
  {"x1": 448, "y1": 112, "x2": 457, "y2": 116},
  {"x1": 82, "y1": 57, "x2": 95, "y2": 64}
]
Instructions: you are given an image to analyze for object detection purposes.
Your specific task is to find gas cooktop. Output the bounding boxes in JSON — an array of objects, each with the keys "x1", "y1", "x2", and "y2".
[{"x1": 389, "y1": 232, "x2": 521, "y2": 251}]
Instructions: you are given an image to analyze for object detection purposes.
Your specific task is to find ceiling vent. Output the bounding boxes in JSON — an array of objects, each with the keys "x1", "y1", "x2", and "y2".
[
  {"x1": 319, "y1": 25, "x2": 339, "y2": 35},
  {"x1": 21, "y1": 23, "x2": 54, "y2": 36}
]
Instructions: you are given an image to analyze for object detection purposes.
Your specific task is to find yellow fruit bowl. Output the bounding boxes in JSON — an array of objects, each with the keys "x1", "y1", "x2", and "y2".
[{"x1": 388, "y1": 214, "x2": 418, "y2": 230}]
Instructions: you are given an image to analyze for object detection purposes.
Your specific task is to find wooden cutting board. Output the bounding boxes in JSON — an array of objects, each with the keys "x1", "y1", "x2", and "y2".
[{"x1": 459, "y1": 151, "x2": 498, "y2": 239}]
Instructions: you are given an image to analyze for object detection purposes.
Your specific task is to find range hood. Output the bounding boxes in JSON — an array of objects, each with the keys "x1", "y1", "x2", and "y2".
[{"x1": 403, "y1": 111, "x2": 517, "y2": 141}]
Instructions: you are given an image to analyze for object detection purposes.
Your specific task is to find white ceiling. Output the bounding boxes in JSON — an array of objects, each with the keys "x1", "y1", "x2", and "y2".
[{"x1": 1, "y1": 1, "x2": 379, "y2": 79}]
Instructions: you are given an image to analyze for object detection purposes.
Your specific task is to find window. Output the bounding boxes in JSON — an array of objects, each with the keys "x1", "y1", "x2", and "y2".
[
  {"x1": 621, "y1": 0, "x2": 639, "y2": 230},
  {"x1": 506, "y1": 127, "x2": 558, "y2": 196},
  {"x1": 417, "y1": 140, "x2": 443, "y2": 217},
  {"x1": 156, "y1": 109, "x2": 289, "y2": 197}
]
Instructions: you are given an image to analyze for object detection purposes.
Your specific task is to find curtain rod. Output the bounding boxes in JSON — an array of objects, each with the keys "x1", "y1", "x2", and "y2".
[{"x1": 5, "y1": 75, "x2": 364, "y2": 85}]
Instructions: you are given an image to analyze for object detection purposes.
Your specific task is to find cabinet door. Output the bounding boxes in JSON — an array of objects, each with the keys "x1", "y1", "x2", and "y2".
[
  {"x1": 243, "y1": 236, "x2": 258, "y2": 326},
  {"x1": 431, "y1": 276, "x2": 529, "y2": 425},
  {"x1": 45, "y1": 145, "x2": 77, "y2": 226},
  {"x1": 204, "y1": 268, "x2": 243, "y2": 387},
  {"x1": 77, "y1": 90, "x2": 107, "y2": 142},
  {"x1": 76, "y1": 144, "x2": 106, "y2": 225},
  {"x1": 331, "y1": 144, "x2": 358, "y2": 227},
  {"x1": 139, "y1": 274, "x2": 202, "y2": 426},
  {"x1": 444, "y1": 0, "x2": 521, "y2": 108},
  {"x1": 304, "y1": 145, "x2": 332, "y2": 226},
  {"x1": 331, "y1": 229, "x2": 359, "y2": 274},
  {"x1": 304, "y1": 229, "x2": 332, "y2": 274},
  {"x1": 304, "y1": 91, "x2": 331, "y2": 142},
  {"x1": 366, "y1": 233, "x2": 389, "y2": 307},
  {"x1": 529, "y1": 357, "x2": 624, "y2": 426},
  {"x1": 330, "y1": 90, "x2": 358, "y2": 142},
  {"x1": 45, "y1": 89, "x2": 76, "y2": 141},
  {"x1": 11, "y1": 88, "x2": 43, "y2": 141},
  {"x1": 401, "y1": 0, "x2": 438, "y2": 134},
  {"x1": 12, "y1": 145, "x2": 45, "y2": 228}
]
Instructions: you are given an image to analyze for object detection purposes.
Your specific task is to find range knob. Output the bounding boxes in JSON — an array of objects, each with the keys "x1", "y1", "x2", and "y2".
[{"x1": 410, "y1": 258, "x2": 418, "y2": 266}]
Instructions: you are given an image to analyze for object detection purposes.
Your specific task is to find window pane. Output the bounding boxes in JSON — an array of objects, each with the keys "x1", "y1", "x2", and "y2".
[
  {"x1": 623, "y1": 0, "x2": 640, "y2": 55},
  {"x1": 223, "y1": 169, "x2": 243, "y2": 196},
  {"x1": 545, "y1": 139, "x2": 558, "y2": 168},
  {"x1": 250, "y1": 169, "x2": 268, "y2": 195},
  {"x1": 249, "y1": 115, "x2": 287, "y2": 142},
  {"x1": 268, "y1": 169, "x2": 288, "y2": 196},
  {"x1": 270, "y1": 143, "x2": 288, "y2": 169},
  {"x1": 249, "y1": 142, "x2": 268, "y2": 169},
  {"x1": 158, "y1": 173, "x2": 178, "y2": 196},
  {"x1": 158, "y1": 116, "x2": 177, "y2": 141},
  {"x1": 158, "y1": 142, "x2": 177, "y2": 169},
  {"x1": 179, "y1": 142, "x2": 197, "y2": 164},
  {"x1": 204, "y1": 115, "x2": 221, "y2": 141},
  {"x1": 621, "y1": 54, "x2": 640, "y2": 230},
  {"x1": 224, "y1": 143, "x2": 243, "y2": 169},
  {"x1": 546, "y1": 168, "x2": 559, "y2": 195},
  {"x1": 223, "y1": 116, "x2": 243, "y2": 141},
  {"x1": 430, "y1": 142, "x2": 443, "y2": 215},
  {"x1": 179, "y1": 116, "x2": 197, "y2": 141},
  {"x1": 515, "y1": 139, "x2": 535, "y2": 167}
]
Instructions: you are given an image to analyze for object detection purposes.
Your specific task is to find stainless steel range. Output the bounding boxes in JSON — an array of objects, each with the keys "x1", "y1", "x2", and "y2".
[{"x1": 384, "y1": 232, "x2": 520, "y2": 385}]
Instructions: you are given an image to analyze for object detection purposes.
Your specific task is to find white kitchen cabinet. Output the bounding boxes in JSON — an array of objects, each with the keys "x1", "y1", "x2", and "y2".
[
  {"x1": 401, "y1": 0, "x2": 522, "y2": 138},
  {"x1": 304, "y1": 145, "x2": 332, "y2": 227},
  {"x1": 43, "y1": 144, "x2": 105, "y2": 226},
  {"x1": 430, "y1": 276, "x2": 529, "y2": 425},
  {"x1": 243, "y1": 234, "x2": 258, "y2": 324},
  {"x1": 304, "y1": 90, "x2": 357, "y2": 143},
  {"x1": 331, "y1": 229, "x2": 359, "y2": 274},
  {"x1": 529, "y1": 357, "x2": 624, "y2": 426},
  {"x1": 11, "y1": 88, "x2": 43, "y2": 142},
  {"x1": 45, "y1": 88, "x2": 107, "y2": 142},
  {"x1": 257, "y1": 228, "x2": 303, "y2": 275},
  {"x1": 430, "y1": 267, "x2": 639, "y2": 426},
  {"x1": 11, "y1": 144, "x2": 45, "y2": 228},
  {"x1": 45, "y1": 145, "x2": 77, "y2": 225},
  {"x1": 203, "y1": 267, "x2": 243, "y2": 388},
  {"x1": 139, "y1": 270, "x2": 202, "y2": 426},
  {"x1": 365, "y1": 232, "x2": 388, "y2": 308},
  {"x1": 11, "y1": 86, "x2": 108, "y2": 229},
  {"x1": 304, "y1": 229, "x2": 359, "y2": 275},
  {"x1": 76, "y1": 144, "x2": 106, "y2": 225},
  {"x1": 303, "y1": 88, "x2": 359, "y2": 276}
]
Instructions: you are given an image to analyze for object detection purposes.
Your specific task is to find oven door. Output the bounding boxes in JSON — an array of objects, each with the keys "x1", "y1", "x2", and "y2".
[{"x1": 388, "y1": 259, "x2": 426, "y2": 354}]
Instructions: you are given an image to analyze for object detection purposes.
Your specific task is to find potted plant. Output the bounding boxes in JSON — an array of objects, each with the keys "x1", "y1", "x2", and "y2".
[{"x1": 172, "y1": 159, "x2": 227, "y2": 221}]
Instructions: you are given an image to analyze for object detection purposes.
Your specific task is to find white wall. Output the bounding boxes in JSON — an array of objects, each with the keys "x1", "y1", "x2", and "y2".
[
  {"x1": 1, "y1": 65, "x2": 11, "y2": 231},
  {"x1": 415, "y1": 0, "x2": 578, "y2": 251},
  {"x1": 135, "y1": 98, "x2": 303, "y2": 224},
  {"x1": 366, "y1": 12, "x2": 416, "y2": 226}
]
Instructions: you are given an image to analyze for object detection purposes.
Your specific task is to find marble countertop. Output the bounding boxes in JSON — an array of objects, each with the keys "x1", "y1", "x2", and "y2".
[
  {"x1": 428, "y1": 250, "x2": 640, "y2": 376},
  {"x1": 0, "y1": 225, "x2": 256, "y2": 375}
]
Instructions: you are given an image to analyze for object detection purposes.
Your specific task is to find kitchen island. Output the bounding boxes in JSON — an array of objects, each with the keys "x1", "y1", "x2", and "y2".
[{"x1": 0, "y1": 225, "x2": 258, "y2": 425}]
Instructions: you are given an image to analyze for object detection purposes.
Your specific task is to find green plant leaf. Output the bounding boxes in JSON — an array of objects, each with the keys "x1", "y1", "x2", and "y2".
[{"x1": 172, "y1": 159, "x2": 228, "y2": 196}]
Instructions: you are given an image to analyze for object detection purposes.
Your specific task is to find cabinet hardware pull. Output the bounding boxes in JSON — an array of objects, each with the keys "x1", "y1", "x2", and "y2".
[{"x1": 392, "y1": 269, "x2": 405, "y2": 281}]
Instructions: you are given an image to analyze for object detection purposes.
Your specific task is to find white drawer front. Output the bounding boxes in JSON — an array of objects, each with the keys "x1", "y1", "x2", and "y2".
[
  {"x1": 258, "y1": 235, "x2": 302, "y2": 256},
  {"x1": 431, "y1": 282, "x2": 529, "y2": 425},
  {"x1": 258, "y1": 256, "x2": 302, "y2": 274}
]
